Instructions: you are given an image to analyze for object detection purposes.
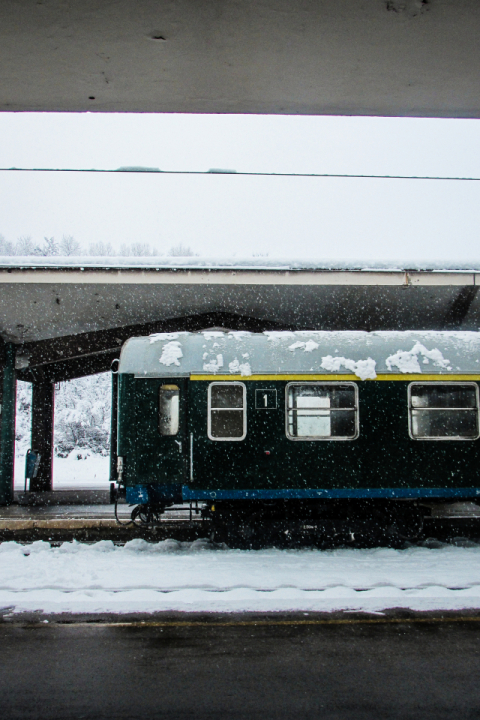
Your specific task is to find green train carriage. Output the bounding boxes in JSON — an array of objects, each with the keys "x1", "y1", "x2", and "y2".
[{"x1": 115, "y1": 330, "x2": 480, "y2": 541}]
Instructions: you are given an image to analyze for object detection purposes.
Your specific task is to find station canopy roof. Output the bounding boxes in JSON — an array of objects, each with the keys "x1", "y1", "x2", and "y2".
[
  {"x1": 1, "y1": 258, "x2": 480, "y2": 345},
  {"x1": 1, "y1": 257, "x2": 480, "y2": 382}
]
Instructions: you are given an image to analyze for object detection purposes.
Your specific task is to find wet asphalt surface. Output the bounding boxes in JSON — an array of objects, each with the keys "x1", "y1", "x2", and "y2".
[{"x1": 1, "y1": 612, "x2": 480, "y2": 720}]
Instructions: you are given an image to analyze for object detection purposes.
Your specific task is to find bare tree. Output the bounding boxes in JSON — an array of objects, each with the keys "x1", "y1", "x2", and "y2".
[
  {"x1": 33, "y1": 237, "x2": 59, "y2": 256},
  {"x1": 15, "y1": 236, "x2": 35, "y2": 255},
  {"x1": 0, "y1": 234, "x2": 14, "y2": 255},
  {"x1": 89, "y1": 241, "x2": 115, "y2": 256},
  {"x1": 59, "y1": 235, "x2": 82, "y2": 256},
  {"x1": 119, "y1": 242, "x2": 159, "y2": 256},
  {"x1": 130, "y1": 242, "x2": 156, "y2": 256},
  {"x1": 167, "y1": 243, "x2": 196, "y2": 257}
]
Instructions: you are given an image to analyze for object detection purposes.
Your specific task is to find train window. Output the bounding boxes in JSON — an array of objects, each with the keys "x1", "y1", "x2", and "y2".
[
  {"x1": 408, "y1": 383, "x2": 480, "y2": 440},
  {"x1": 159, "y1": 384, "x2": 180, "y2": 435},
  {"x1": 286, "y1": 383, "x2": 358, "y2": 440},
  {"x1": 208, "y1": 382, "x2": 246, "y2": 441}
]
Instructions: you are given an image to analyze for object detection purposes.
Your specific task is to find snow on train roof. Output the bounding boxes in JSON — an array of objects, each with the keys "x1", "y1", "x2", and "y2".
[{"x1": 118, "y1": 331, "x2": 480, "y2": 380}]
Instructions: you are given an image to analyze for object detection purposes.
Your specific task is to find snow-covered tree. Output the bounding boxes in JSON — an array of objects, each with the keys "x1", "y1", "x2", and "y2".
[
  {"x1": 0, "y1": 234, "x2": 15, "y2": 255},
  {"x1": 15, "y1": 381, "x2": 32, "y2": 457},
  {"x1": 54, "y1": 374, "x2": 111, "y2": 457},
  {"x1": 119, "y1": 242, "x2": 160, "y2": 256},
  {"x1": 59, "y1": 235, "x2": 82, "y2": 256},
  {"x1": 33, "y1": 237, "x2": 59, "y2": 256},
  {"x1": 167, "y1": 243, "x2": 196, "y2": 257},
  {"x1": 15, "y1": 373, "x2": 112, "y2": 460},
  {"x1": 89, "y1": 241, "x2": 115, "y2": 256},
  {"x1": 15, "y1": 236, "x2": 35, "y2": 255}
]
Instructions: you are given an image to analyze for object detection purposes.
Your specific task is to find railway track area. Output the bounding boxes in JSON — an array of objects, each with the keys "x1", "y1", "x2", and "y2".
[
  {"x1": 2, "y1": 494, "x2": 480, "y2": 546},
  {"x1": 0, "y1": 500, "x2": 205, "y2": 544}
]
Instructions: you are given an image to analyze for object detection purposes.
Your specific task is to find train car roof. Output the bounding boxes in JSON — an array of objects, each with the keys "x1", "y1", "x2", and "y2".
[{"x1": 118, "y1": 331, "x2": 480, "y2": 380}]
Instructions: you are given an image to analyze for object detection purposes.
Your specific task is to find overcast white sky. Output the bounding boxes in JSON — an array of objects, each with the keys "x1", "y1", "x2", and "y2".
[{"x1": 1, "y1": 112, "x2": 480, "y2": 262}]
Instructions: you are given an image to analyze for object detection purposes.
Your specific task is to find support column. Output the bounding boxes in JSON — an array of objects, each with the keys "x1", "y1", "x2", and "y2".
[
  {"x1": 0, "y1": 343, "x2": 16, "y2": 505},
  {"x1": 109, "y1": 370, "x2": 118, "y2": 482},
  {"x1": 30, "y1": 379, "x2": 54, "y2": 492}
]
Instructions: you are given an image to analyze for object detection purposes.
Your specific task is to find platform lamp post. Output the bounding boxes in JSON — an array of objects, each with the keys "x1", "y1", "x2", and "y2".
[{"x1": 0, "y1": 343, "x2": 16, "y2": 505}]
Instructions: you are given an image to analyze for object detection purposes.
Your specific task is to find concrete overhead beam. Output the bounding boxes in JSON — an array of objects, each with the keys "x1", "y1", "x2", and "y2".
[
  {"x1": 1, "y1": 0, "x2": 480, "y2": 118},
  {"x1": 2, "y1": 266, "x2": 480, "y2": 347},
  {"x1": 0, "y1": 268, "x2": 476, "y2": 286}
]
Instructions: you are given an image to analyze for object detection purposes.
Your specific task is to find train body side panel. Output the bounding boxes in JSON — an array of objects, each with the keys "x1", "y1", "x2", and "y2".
[
  {"x1": 187, "y1": 379, "x2": 480, "y2": 494},
  {"x1": 361, "y1": 382, "x2": 480, "y2": 492},
  {"x1": 189, "y1": 379, "x2": 363, "y2": 491},
  {"x1": 118, "y1": 375, "x2": 480, "y2": 496}
]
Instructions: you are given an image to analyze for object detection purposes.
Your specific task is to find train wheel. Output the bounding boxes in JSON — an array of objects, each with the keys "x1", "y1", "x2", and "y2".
[
  {"x1": 131, "y1": 504, "x2": 162, "y2": 526},
  {"x1": 388, "y1": 504, "x2": 424, "y2": 541},
  {"x1": 226, "y1": 511, "x2": 274, "y2": 549}
]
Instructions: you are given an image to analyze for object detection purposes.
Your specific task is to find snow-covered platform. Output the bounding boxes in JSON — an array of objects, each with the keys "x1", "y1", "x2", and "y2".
[{"x1": 2, "y1": 538, "x2": 480, "y2": 617}]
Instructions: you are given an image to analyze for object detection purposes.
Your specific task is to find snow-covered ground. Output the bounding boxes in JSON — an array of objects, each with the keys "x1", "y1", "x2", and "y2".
[
  {"x1": 14, "y1": 455, "x2": 110, "y2": 491},
  {"x1": 2, "y1": 539, "x2": 480, "y2": 616}
]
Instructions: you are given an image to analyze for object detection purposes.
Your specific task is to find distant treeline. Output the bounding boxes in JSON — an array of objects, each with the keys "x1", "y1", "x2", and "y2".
[{"x1": 0, "y1": 234, "x2": 197, "y2": 257}]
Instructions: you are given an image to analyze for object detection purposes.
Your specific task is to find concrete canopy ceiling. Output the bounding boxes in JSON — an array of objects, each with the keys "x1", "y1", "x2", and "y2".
[
  {"x1": 1, "y1": 0, "x2": 480, "y2": 117},
  {"x1": 1, "y1": 266, "x2": 480, "y2": 345}
]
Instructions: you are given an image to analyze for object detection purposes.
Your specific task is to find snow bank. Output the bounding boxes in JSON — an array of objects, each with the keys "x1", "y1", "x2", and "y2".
[{"x1": 2, "y1": 540, "x2": 480, "y2": 615}]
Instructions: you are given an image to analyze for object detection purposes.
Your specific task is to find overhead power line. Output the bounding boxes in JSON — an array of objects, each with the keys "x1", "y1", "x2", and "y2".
[{"x1": 0, "y1": 167, "x2": 479, "y2": 181}]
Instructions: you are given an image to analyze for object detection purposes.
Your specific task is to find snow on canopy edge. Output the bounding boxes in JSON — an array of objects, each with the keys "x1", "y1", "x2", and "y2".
[{"x1": 1, "y1": 256, "x2": 480, "y2": 272}]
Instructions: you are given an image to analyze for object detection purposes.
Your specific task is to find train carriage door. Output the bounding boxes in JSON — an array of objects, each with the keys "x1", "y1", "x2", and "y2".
[
  {"x1": 188, "y1": 380, "x2": 251, "y2": 490},
  {"x1": 154, "y1": 378, "x2": 188, "y2": 483}
]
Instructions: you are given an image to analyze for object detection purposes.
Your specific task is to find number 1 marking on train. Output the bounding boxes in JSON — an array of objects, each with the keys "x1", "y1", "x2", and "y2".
[{"x1": 255, "y1": 389, "x2": 277, "y2": 409}]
